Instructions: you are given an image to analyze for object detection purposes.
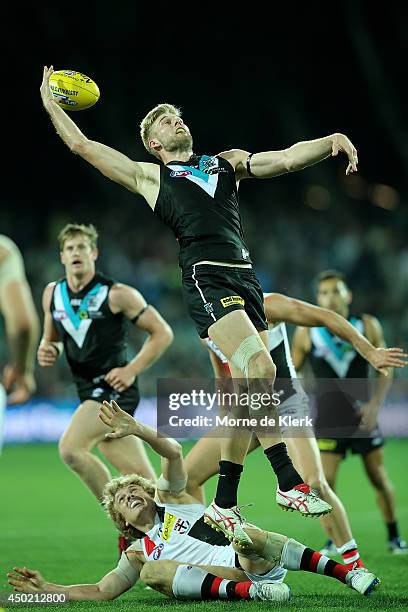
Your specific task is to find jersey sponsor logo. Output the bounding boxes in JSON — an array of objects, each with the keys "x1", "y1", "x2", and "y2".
[
  {"x1": 53, "y1": 309, "x2": 67, "y2": 321},
  {"x1": 317, "y1": 438, "x2": 338, "y2": 451},
  {"x1": 174, "y1": 518, "x2": 190, "y2": 534},
  {"x1": 152, "y1": 543, "x2": 165, "y2": 559},
  {"x1": 170, "y1": 170, "x2": 192, "y2": 177},
  {"x1": 159, "y1": 511, "x2": 177, "y2": 541},
  {"x1": 220, "y1": 295, "x2": 245, "y2": 308}
]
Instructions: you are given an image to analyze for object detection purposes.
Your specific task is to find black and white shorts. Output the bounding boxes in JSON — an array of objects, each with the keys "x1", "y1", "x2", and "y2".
[
  {"x1": 182, "y1": 264, "x2": 268, "y2": 338},
  {"x1": 76, "y1": 376, "x2": 140, "y2": 415}
]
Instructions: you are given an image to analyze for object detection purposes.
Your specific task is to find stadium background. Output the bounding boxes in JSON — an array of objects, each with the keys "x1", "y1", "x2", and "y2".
[{"x1": 1, "y1": 4, "x2": 407, "y2": 610}]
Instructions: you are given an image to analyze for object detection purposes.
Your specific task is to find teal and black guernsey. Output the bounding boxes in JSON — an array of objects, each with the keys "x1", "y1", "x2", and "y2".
[
  {"x1": 50, "y1": 272, "x2": 128, "y2": 383},
  {"x1": 308, "y1": 316, "x2": 368, "y2": 380},
  {"x1": 154, "y1": 154, "x2": 252, "y2": 270},
  {"x1": 308, "y1": 316, "x2": 369, "y2": 433}
]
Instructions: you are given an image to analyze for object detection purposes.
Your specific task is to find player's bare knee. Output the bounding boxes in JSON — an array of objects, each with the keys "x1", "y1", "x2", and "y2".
[
  {"x1": 139, "y1": 561, "x2": 157, "y2": 586},
  {"x1": 262, "y1": 532, "x2": 288, "y2": 561},
  {"x1": 140, "y1": 561, "x2": 173, "y2": 588},
  {"x1": 249, "y1": 351, "x2": 276, "y2": 380},
  {"x1": 58, "y1": 442, "x2": 84, "y2": 469},
  {"x1": 367, "y1": 469, "x2": 388, "y2": 492}
]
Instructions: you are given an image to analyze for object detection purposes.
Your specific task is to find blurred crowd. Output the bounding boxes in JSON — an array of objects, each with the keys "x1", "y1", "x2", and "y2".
[{"x1": 1, "y1": 169, "x2": 407, "y2": 397}]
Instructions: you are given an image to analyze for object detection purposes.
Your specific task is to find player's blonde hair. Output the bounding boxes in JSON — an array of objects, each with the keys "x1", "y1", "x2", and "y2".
[
  {"x1": 58, "y1": 223, "x2": 98, "y2": 251},
  {"x1": 102, "y1": 474, "x2": 156, "y2": 540},
  {"x1": 140, "y1": 103, "x2": 181, "y2": 158}
]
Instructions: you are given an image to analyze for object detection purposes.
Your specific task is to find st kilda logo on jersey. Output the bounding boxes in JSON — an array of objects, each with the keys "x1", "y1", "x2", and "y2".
[{"x1": 174, "y1": 518, "x2": 190, "y2": 534}]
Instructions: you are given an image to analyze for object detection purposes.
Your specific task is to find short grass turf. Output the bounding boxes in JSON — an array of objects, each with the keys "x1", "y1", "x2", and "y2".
[{"x1": 1, "y1": 439, "x2": 408, "y2": 611}]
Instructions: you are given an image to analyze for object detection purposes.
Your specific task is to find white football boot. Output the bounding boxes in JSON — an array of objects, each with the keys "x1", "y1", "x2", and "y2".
[
  {"x1": 203, "y1": 500, "x2": 252, "y2": 547},
  {"x1": 276, "y1": 483, "x2": 332, "y2": 517},
  {"x1": 250, "y1": 581, "x2": 291, "y2": 602},
  {"x1": 345, "y1": 566, "x2": 380, "y2": 596}
]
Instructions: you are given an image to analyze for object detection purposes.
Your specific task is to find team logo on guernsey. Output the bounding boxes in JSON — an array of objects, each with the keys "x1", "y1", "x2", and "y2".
[
  {"x1": 174, "y1": 518, "x2": 190, "y2": 534},
  {"x1": 221, "y1": 295, "x2": 245, "y2": 308},
  {"x1": 160, "y1": 511, "x2": 177, "y2": 541}
]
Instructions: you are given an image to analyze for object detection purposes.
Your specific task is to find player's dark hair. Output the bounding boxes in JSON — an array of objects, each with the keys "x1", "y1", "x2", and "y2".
[{"x1": 315, "y1": 269, "x2": 348, "y2": 290}]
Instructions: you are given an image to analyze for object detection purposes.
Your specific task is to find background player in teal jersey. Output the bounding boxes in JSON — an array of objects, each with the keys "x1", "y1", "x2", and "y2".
[
  {"x1": 37, "y1": 223, "x2": 173, "y2": 551},
  {"x1": 292, "y1": 270, "x2": 407, "y2": 554}
]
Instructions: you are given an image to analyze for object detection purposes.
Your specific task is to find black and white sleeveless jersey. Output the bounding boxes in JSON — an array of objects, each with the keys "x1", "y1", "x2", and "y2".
[
  {"x1": 308, "y1": 316, "x2": 369, "y2": 422},
  {"x1": 51, "y1": 272, "x2": 128, "y2": 383},
  {"x1": 154, "y1": 154, "x2": 252, "y2": 271},
  {"x1": 308, "y1": 316, "x2": 369, "y2": 379}
]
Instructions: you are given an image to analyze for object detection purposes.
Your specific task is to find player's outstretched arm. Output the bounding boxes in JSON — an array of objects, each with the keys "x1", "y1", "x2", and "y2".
[
  {"x1": 40, "y1": 66, "x2": 157, "y2": 202},
  {"x1": 7, "y1": 564, "x2": 136, "y2": 601},
  {"x1": 219, "y1": 133, "x2": 357, "y2": 181},
  {"x1": 265, "y1": 293, "x2": 408, "y2": 374},
  {"x1": 99, "y1": 400, "x2": 187, "y2": 496}
]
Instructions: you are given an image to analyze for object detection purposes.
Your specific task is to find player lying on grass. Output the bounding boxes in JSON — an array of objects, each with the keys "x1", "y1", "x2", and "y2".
[
  {"x1": 186, "y1": 292, "x2": 408, "y2": 568},
  {"x1": 8, "y1": 401, "x2": 380, "y2": 602}
]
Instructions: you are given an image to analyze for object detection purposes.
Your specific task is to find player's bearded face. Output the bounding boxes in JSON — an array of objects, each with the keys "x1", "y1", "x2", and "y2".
[{"x1": 153, "y1": 116, "x2": 193, "y2": 154}]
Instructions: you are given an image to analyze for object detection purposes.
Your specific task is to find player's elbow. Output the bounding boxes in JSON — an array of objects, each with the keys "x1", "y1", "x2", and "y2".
[
  {"x1": 96, "y1": 585, "x2": 118, "y2": 601},
  {"x1": 71, "y1": 137, "x2": 90, "y2": 156},
  {"x1": 167, "y1": 440, "x2": 183, "y2": 460},
  {"x1": 162, "y1": 323, "x2": 174, "y2": 348}
]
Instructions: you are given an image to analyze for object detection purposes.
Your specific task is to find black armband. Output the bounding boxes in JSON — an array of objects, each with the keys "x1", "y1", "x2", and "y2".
[
  {"x1": 130, "y1": 305, "x2": 148, "y2": 324},
  {"x1": 246, "y1": 152, "x2": 256, "y2": 177},
  {"x1": 50, "y1": 342, "x2": 62, "y2": 356}
]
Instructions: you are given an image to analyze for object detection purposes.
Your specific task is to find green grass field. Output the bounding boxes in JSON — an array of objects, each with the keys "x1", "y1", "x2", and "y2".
[{"x1": 1, "y1": 440, "x2": 408, "y2": 611}]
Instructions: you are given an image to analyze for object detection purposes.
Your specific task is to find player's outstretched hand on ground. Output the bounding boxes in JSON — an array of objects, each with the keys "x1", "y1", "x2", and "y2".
[
  {"x1": 366, "y1": 347, "x2": 408, "y2": 376},
  {"x1": 7, "y1": 567, "x2": 46, "y2": 593},
  {"x1": 99, "y1": 399, "x2": 140, "y2": 439}
]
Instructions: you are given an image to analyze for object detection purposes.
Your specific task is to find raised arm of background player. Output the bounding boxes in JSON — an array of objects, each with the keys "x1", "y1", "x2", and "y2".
[
  {"x1": 264, "y1": 293, "x2": 407, "y2": 375},
  {"x1": 37, "y1": 282, "x2": 173, "y2": 391},
  {"x1": 291, "y1": 305, "x2": 404, "y2": 430},
  {"x1": 40, "y1": 66, "x2": 357, "y2": 197},
  {"x1": 0, "y1": 236, "x2": 40, "y2": 404}
]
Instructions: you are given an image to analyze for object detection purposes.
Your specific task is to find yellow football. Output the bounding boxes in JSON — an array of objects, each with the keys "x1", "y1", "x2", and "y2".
[{"x1": 49, "y1": 70, "x2": 100, "y2": 111}]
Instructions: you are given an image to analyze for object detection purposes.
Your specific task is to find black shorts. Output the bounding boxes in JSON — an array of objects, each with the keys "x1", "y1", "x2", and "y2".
[
  {"x1": 75, "y1": 376, "x2": 140, "y2": 415},
  {"x1": 182, "y1": 264, "x2": 268, "y2": 338},
  {"x1": 317, "y1": 426, "x2": 385, "y2": 458}
]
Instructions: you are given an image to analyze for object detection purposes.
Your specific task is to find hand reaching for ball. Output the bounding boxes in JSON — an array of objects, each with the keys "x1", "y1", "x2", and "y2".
[{"x1": 40, "y1": 66, "x2": 55, "y2": 109}]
